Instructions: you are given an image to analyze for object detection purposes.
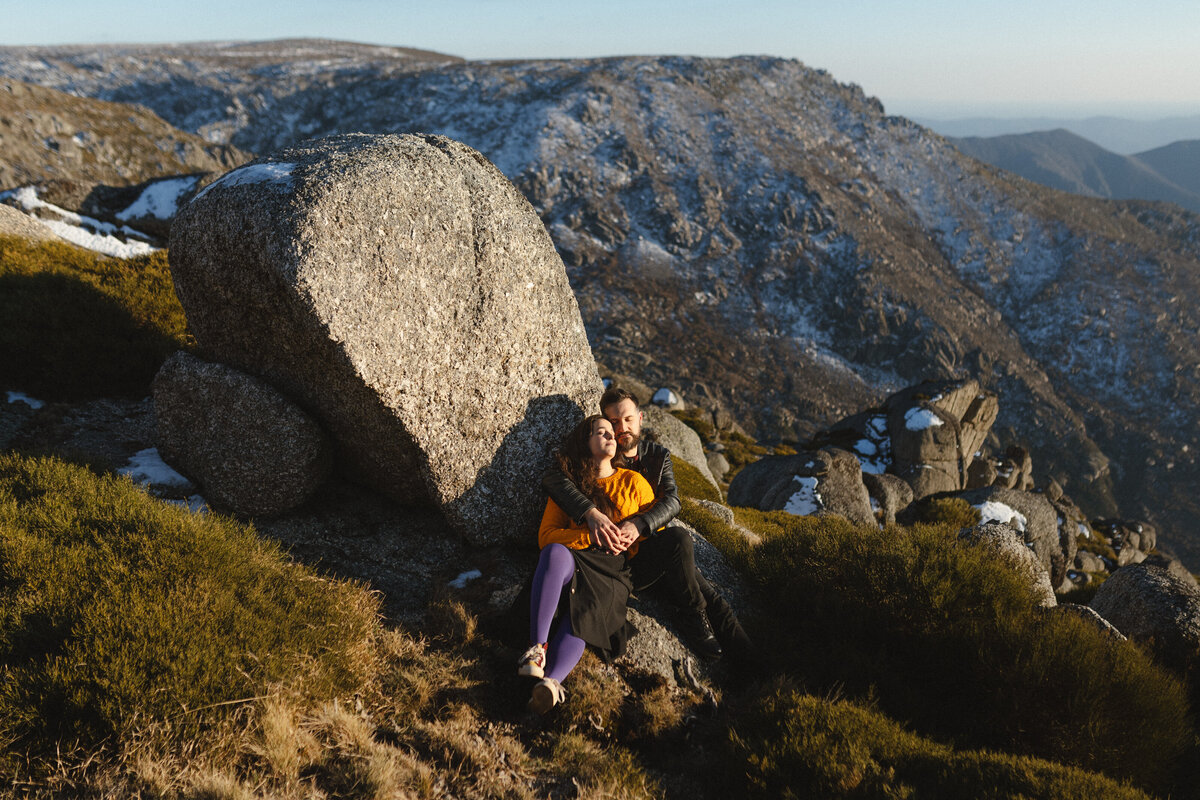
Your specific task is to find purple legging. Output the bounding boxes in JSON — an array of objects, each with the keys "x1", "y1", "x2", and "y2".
[{"x1": 529, "y1": 543, "x2": 587, "y2": 682}]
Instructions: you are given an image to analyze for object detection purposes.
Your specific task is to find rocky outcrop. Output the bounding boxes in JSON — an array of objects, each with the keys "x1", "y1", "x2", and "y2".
[
  {"x1": 169, "y1": 133, "x2": 600, "y2": 543},
  {"x1": 0, "y1": 203, "x2": 56, "y2": 242},
  {"x1": 1089, "y1": 563, "x2": 1200, "y2": 680},
  {"x1": 727, "y1": 447, "x2": 874, "y2": 527},
  {"x1": 959, "y1": 522, "x2": 1056, "y2": 607},
  {"x1": 153, "y1": 352, "x2": 331, "y2": 516},
  {"x1": 955, "y1": 486, "x2": 1065, "y2": 588},
  {"x1": 641, "y1": 405, "x2": 718, "y2": 489}
]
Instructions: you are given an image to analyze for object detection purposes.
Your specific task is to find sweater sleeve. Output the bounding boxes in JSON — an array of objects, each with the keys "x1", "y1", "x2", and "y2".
[{"x1": 538, "y1": 497, "x2": 592, "y2": 550}]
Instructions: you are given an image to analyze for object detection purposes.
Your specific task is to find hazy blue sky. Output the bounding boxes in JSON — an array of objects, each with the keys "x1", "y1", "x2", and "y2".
[{"x1": 3, "y1": 0, "x2": 1198, "y2": 119}]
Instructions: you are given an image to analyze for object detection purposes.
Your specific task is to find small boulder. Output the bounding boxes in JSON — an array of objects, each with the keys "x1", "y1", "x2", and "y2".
[
  {"x1": 954, "y1": 486, "x2": 1065, "y2": 587},
  {"x1": 153, "y1": 351, "x2": 330, "y2": 516},
  {"x1": 1090, "y1": 564, "x2": 1200, "y2": 679},
  {"x1": 641, "y1": 405, "x2": 719, "y2": 489},
  {"x1": 959, "y1": 522, "x2": 1056, "y2": 607},
  {"x1": 706, "y1": 451, "x2": 731, "y2": 482},
  {"x1": 862, "y1": 472, "x2": 913, "y2": 526},
  {"x1": 727, "y1": 448, "x2": 874, "y2": 528}
]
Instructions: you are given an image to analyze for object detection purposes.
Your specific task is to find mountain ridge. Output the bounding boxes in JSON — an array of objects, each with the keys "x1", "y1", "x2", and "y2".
[{"x1": 2, "y1": 41, "x2": 1198, "y2": 563}]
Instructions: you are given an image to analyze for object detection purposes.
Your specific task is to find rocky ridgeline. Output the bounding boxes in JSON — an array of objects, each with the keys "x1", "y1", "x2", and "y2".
[{"x1": 159, "y1": 133, "x2": 599, "y2": 545}]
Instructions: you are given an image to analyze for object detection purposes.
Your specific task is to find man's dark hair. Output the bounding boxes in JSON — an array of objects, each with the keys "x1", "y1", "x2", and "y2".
[{"x1": 600, "y1": 386, "x2": 640, "y2": 412}]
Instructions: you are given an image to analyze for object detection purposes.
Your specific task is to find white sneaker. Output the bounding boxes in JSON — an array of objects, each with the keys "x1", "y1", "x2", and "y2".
[
  {"x1": 518, "y1": 642, "x2": 546, "y2": 678},
  {"x1": 528, "y1": 677, "x2": 565, "y2": 715}
]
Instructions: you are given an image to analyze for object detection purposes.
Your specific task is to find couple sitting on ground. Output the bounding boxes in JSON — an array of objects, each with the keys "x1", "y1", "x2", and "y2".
[{"x1": 518, "y1": 386, "x2": 751, "y2": 714}]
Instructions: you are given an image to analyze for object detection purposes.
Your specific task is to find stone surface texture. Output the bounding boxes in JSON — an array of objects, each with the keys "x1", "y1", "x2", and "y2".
[
  {"x1": 727, "y1": 447, "x2": 874, "y2": 527},
  {"x1": 170, "y1": 133, "x2": 600, "y2": 543},
  {"x1": 641, "y1": 404, "x2": 718, "y2": 489},
  {"x1": 1089, "y1": 563, "x2": 1200, "y2": 677},
  {"x1": 154, "y1": 351, "x2": 331, "y2": 516},
  {"x1": 955, "y1": 486, "x2": 1065, "y2": 588}
]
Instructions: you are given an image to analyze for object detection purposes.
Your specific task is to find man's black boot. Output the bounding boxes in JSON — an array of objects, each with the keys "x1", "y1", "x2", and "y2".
[{"x1": 680, "y1": 611, "x2": 723, "y2": 661}]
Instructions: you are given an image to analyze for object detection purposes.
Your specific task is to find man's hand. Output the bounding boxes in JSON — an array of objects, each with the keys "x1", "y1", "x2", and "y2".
[
  {"x1": 584, "y1": 508, "x2": 626, "y2": 554},
  {"x1": 615, "y1": 520, "x2": 640, "y2": 549}
]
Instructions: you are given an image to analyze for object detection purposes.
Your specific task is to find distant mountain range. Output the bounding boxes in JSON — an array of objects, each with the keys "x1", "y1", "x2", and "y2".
[
  {"x1": 2, "y1": 41, "x2": 1199, "y2": 564},
  {"x1": 920, "y1": 115, "x2": 1200, "y2": 155},
  {"x1": 950, "y1": 129, "x2": 1200, "y2": 213}
]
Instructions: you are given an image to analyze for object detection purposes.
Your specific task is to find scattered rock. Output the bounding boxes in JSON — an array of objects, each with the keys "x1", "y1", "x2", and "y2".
[
  {"x1": 153, "y1": 351, "x2": 331, "y2": 516},
  {"x1": 0, "y1": 203, "x2": 56, "y2": 242},
  {"x1": 170, "y1": 133, "x2": 600, "y2": 544}
]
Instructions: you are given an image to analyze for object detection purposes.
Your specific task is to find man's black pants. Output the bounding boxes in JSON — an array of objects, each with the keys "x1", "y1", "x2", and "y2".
[{"x1": 630, "y1": 525, "x2": 749, "y2": 650}]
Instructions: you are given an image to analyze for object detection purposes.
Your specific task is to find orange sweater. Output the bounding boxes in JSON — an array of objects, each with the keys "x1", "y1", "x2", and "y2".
[{"x1": 538, "y1": 468, "x2": 656, "y2": 557}]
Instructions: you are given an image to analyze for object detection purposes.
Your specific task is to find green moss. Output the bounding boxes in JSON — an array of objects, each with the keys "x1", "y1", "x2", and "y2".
[
  {"x1": 0, "y1": 235, "x2": 191, "y2": 400},
  {"x1": 0, "y1": 453, "x2": 379, "y2": 766},
  {"x1": 731, "y1": 688, "x2": 1153, "y2": 799},
  {"x1": 673, "y1": 457, "x2": 723, "y2": 504},
  {"x1": 670, "y1": 407, "x2": 715, "y2": 442}
]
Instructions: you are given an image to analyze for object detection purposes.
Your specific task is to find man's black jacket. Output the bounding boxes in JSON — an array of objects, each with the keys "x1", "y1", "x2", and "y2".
[{"x1": 540, "y1": 439, "x2": 681, "y2": 538}]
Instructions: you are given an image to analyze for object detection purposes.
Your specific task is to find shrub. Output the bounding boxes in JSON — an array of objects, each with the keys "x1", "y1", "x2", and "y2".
[
  {"x1": 0, "y1": 235, "x2": 190, "y2": 400},
  {"x1": 0, "y1": 452, "x2": 380, "y2": 769},
  {"x1": 737, "y1": 513, "x2": 1190, "y2": 793},
  {"x1": 730, "y1": 687, "x2": 1154, "y2": 799},
  {"x1": 673, "y1": 457, "x2": 723, "y2": 503},
  {"x1": 903, "y1": 496, "x2": 982, "y2": 529}
]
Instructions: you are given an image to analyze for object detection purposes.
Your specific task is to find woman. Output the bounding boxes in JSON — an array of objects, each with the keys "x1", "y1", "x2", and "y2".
[{"x1": 519, "y1": 414, "x2": 655, "y2": 714}]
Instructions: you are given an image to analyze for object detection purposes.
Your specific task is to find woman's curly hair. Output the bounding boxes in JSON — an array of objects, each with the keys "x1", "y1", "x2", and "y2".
[{"x1": 555, "y1": 414, "x2": 625, "y2": 520}]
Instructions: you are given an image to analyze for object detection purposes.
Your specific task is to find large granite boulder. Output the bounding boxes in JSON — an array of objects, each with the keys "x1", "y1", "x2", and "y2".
[
  {"x1": 641, "y1": 404, "x2": 718, "y2": 489},
  {"x1": 153, "y1": 352, "x2": 331, "y2": 516},
  {"x1": 885, "y1": 380, "x2": 999, "y2": 500},
  {"x1": 954, "y1": 486, "x2": 1065, "y2": 587},
  {"x1": 727, "y1": 448, "x2": 874, "y2": 527},
  {"x1": 862, "y1": 472, "x2": 913, "y2": 526},
  {"x1": 170, "y1": 133, "x2": 600, "y2": 543},
  {"x1": 1090, "y1": 564, "x2": 1200, "y2": 680},
  {"x1": 959, "y1": 522, "x2": 1056, "y2": 607}
]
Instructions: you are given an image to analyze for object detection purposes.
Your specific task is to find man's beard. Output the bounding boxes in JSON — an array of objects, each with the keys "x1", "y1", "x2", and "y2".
[{"x1": 617, "y1": 431, "x2": 641, "y2": 454}]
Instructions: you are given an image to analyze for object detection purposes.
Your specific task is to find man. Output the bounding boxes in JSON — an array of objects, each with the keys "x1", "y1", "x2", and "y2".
[{"x1": 542, "y1": 386, "x2": 750, "y2": 662}]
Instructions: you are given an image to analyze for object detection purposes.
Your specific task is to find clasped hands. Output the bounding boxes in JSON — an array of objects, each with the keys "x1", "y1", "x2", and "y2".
[{"x1": 584, "y1": 508, "x2": 639, "y2": 555}]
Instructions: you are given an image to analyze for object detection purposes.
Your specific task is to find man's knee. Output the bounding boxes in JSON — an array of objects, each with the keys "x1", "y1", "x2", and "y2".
[{"x1": 658, "y1": 525, "x2": 695, "y2": 561}]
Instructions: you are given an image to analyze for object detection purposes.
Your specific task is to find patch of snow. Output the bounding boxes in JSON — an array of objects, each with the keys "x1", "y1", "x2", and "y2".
[
  {"x1": 118, "y1": 448, "x2": 192, "y2": 489},
  {"x1": 40, "y1": 220, "x2": 157, "y2": 258},
  {"x1": 904, "y1": 406, "x2": 944, "y2": 431},
  {"x1": 117, "y1": 175, "x2": 201, "y2": 220},
  {"x1": 1078, "y1": 522, "x2": 1091, "y2": 539},
  {"x1": 7, "y1": 391, "x2": 45, "y2": 410},
  {"x1": 167, "y1": 494, "x2": 209, "y2": 513},
  {"x1": 975, "y1": 501, "x2": 1028, "y2": 532},
  {"x1": 6, "y1": 185, "x2": 157, "y2": 257},
  {"x1": 652, "y1": 388, "x2": 679, "y2": 406},
  {"x1": 783, "y1": 476, "x2": 822, "y2": 516},
  {"x1": 195, "y1": 162, "x2": 295, "y2": 200},
  {"x1": 448, "y1": 569, "x2": 483, "y2": 589}
]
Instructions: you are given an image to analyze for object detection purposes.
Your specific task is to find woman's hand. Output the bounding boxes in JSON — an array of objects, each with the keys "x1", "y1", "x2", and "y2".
[{"x1": 584, "y1": 507, "x2": 626, "y2": 553}]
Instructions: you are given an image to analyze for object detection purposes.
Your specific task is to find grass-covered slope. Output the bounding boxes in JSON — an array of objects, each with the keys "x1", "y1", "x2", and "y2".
[
  {"x1": 0, "y1": 234, "x2": 190, "y2": 401},
  {"x1": 682, "y1": 499, "x2": 1197, "y2": 797}
]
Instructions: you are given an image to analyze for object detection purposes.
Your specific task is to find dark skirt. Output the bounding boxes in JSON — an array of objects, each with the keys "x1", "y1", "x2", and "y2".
[{"x1": 564, "y1": 547, "x2": 634, "y2": 661}]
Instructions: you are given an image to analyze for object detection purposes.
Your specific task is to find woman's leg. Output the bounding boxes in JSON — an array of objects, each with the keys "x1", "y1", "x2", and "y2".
[
  {"x1": 529, "y1": 543, "x2": 588, "y2": 682},
  {"x1": 530, "y1": 543, "x2": 575, "y2": 644},
  {"x1": 543, "y1": 622, "x2": 586, "y2": 682}
]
